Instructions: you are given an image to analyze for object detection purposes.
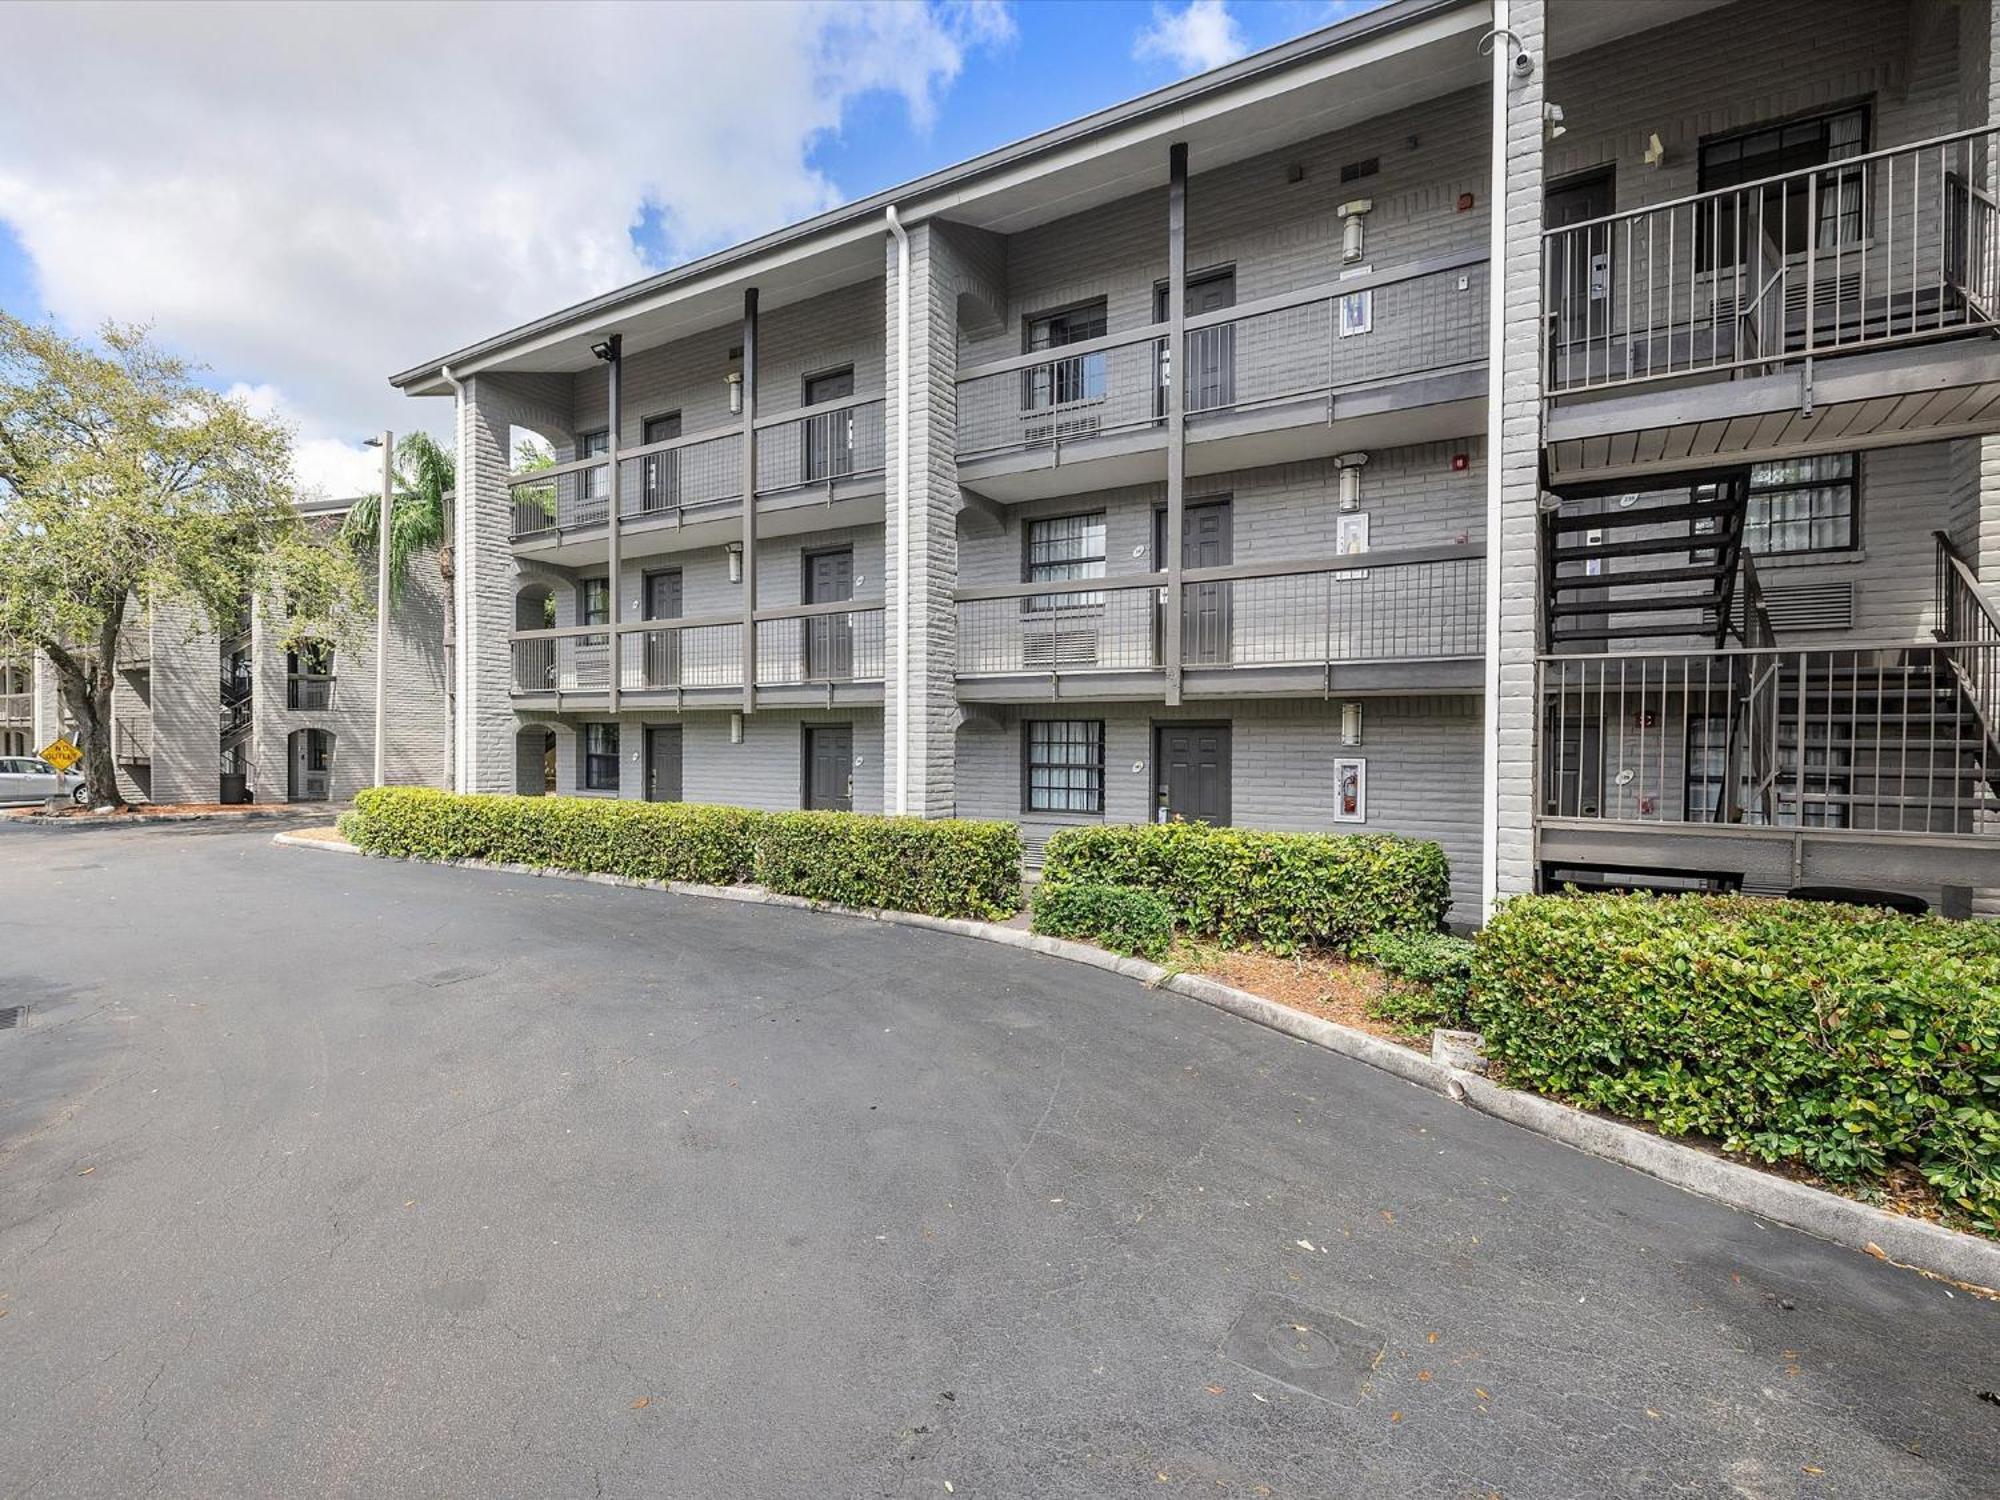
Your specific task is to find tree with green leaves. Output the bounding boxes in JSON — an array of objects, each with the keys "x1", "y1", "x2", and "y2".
[
  {"x1": 336, "y1": 430, "x2": 454, "y2": 599},
  {"x1": 0, "y1": 316, "x2": 366, "y2": 806}
]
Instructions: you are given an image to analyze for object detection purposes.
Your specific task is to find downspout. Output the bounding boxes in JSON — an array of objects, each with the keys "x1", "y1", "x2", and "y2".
[
  {"x1": 886, "y1": 204, "x2": 911, "y2": 817},
  {"x1": 440, "y1": 363, "x2": 466, "y2": 793},
  {"x1": 1479, "y1": 0, "x2": 1510, "y2": 926}
]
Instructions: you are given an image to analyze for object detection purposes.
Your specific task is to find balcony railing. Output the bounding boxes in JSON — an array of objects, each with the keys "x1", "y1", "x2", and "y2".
[
  {"x1": 510, "y1": 603, "x2": 887, "y2": 695},
  {"x1": 0, "y1": 691, "x2": 28, "y2": 726},
  {"x1": 511, "y1": 398, "x2": 888, "y2": 542},
  {"x1": 115, "y1": 717, "x2": 151, "y2": 763},
  {"x1": 1537, "y1": 639, "x2": 2000, "y2": 838},
  {"x1": 1545, "y1": 123, "x2": 2000, "y2": 397},
  {"x1": 955, "y1": 547, "x2": 1484, "y2": 677},
  {"x1": 954, "y1": 253, "x2": 1487, "y2": 462},
  {"x1": 287, "y1": 674, "x2": 336, "y2": 711}
]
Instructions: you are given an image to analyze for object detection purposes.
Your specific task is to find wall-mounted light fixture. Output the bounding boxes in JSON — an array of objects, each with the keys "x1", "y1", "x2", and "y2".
[
  {"x1": 725, "y1": 345, "x2": 745, "y2": 415},
  {"x1": 1544, "y1": 102, "x2": 1566, "y2": 140},
  {"x1": 729, "y1": 711, "x2": 744, "y2": 745},
  {"x1": 1337, "y1": 197, "x2": 1373, "y2": 264},
  {"x1": 590, "y1": 334, "x2": 621, "y2": 364},
  {"x1": 1334, "y1": 451, "x2": 1370, "y2": 512},
  {"x1": 1340, "y1": 701, "x2": 1364, "y2": 747},
  {"x1": 1643, "y1": 132, "x2": 1666, "y2": 169},
  {"x1": 726, "y1": 542, "x2": 744, "y2": 583}
]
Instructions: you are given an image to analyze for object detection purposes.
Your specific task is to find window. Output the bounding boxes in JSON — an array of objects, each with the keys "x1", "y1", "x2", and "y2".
[
  {"x1": 1022, "y1": 299, "x2": 1108, "y2": 410},
  {"x1": 577, "y1": 428, "x2": 610, "y2": 506},
  {"x1": 1697, "y1": 105, "x2": 1869, "y2": 265},
  {"x1": 640, "y1": 413, "x2": 680, "y2": 513},
  {"x1": 583, "y1": 723, "x2": 620, "y2": 791},
  {"x1": 1743, "y1": 453, "x2": 1857, "y2": 556},
  {"x1": 1024, "y1": 720, "x2": 1105, "y2": 814},
  {"x1": 1692, "y1": 454, "x2": 1857, "y2": 557},
  {"x1": 1025, "y1": 511, "x2": 1107, "y2": 609},
  {"x1": 579, "y1": 577, "x2": 611, "y2": 627}
]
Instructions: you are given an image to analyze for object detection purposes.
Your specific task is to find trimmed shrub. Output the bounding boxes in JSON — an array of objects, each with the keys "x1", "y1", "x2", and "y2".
[
  {"x1": 1471, "y1": 893, "x2": 2000, "y2": 1229},
  {"x1": 752, "y1": 811, "x2": 1021, "y2": 920},
  {"x1": 1363, "y1": 929, "x2": 1476, "y2": 1031},
  {"x1": 343, "y1": 788, "x2": 1022, "y2": 922},
  {"x1": 1031, "y1": 881, "x2": 1175, "y2": 961},
  {"x1": 1040, "y1": 822, "x2": 1450, "y2": 955}
]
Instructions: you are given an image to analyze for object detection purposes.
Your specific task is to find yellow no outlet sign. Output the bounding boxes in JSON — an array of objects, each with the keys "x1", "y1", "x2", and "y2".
[{"x1": 38, "y1": 738, "x2": 82, "y2": 774}]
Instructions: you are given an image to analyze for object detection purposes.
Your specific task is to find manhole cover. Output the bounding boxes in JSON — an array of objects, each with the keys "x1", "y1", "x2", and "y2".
[
  {"x1": 0, "y1": 1006, "x2": 25, "y2": 1031},
  {"x1": 1218, "y1": 1293, "x2": 1383, "y2": 1402}
]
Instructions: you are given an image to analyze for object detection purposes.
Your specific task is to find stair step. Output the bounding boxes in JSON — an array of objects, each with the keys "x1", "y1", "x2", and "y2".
[
  {"x1": 1551, "y1": 535, "x2": 1734, "y2": 564},
  {"x1": 1548, "y1": 500, "x2": 1740, "y2": 534},
  {"x1": 1548, "y1": 591, "x2": 1727, "y2": 618}
]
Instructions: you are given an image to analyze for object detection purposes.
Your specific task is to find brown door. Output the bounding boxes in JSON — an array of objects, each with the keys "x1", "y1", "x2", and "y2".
[
  {"x1": 645, "y1": 726, "x2": 682, "y2": 802},
  {"x1": 1155, "y1": 501, "x2": 1233, "y2": 665},
  {"x1": 1155, "y1": 723, "x2": 1230, "y2": 825},
  {"x1": 804, "y1": 725, "x2": 854, "y2": 811},
  {"x1": 1155, "y1": 268, "x2": 1237, "y2": 415},
  {"x1": 1545, "y1": 169, "x2": 1615, "y2": 366},
  {"x1": 640, "y1": 412, "x2": 681, "y2": 514},
  {"x1": 643, "y1": 570, "x2": 683, "y2": 688},
  {"x1": 803, "y1": 547, "x2": 854, "y2": 680}
]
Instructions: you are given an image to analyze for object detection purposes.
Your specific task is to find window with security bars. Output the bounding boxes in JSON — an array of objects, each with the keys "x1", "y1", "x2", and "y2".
[
  {"x1": 1025, "y1": 512, "x2": 1106, "y2": 610},
  {"x1": 1021, "y1": 300, "x2": 1108, "y2": 410},
  {"x1": 583, "y1": 723, "x2": 620, "y2": 791},
  {"x1": 1686, "y1": 717, "x2": 1848, "y2": 828},
  {"x1": 1024, "y1": 720, "x2": 1105, "y2": 814},
  {"x1": 1696, "y1": 105, "x2": 1869, "y2": 268}
]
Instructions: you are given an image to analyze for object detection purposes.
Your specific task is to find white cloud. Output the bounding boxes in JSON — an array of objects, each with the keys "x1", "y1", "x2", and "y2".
[
  {"x1": 1134, "y1": 0, "x2": 1247, "y2": 75},
  {"x1": 0, "y1": 0, "x2": 1013, "y2": 478}
]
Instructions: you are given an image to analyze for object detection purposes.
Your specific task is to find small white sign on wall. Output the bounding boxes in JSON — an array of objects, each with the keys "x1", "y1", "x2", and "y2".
[
  {"x1": 1334, "y1": 756, "x2": 1367, "y2": 823},
  {"x1": 1335, "y1": 510, "x2": 1370, "y2": 582},
  {"x1": 1337, "y1": 264, "x2": 1374, "y2": 338}
]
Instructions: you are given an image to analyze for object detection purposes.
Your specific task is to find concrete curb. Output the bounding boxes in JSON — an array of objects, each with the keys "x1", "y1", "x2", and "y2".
[
  {"x1": 276, "y1": 831, "x2": 2000, "y2": 1291},
  {"x1": 19, "y1": 806, "x2": 329, "y2": 828}
]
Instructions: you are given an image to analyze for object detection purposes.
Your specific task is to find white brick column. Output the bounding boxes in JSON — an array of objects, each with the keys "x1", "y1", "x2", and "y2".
[{"x1": 1486, "y1": 0, "x2": 1546, "y2": 914}]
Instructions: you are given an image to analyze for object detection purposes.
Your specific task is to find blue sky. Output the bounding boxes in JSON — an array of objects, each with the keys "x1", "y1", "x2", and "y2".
[{"x1": 0, "y1": 0, "x2": 1380, "y2": 492}]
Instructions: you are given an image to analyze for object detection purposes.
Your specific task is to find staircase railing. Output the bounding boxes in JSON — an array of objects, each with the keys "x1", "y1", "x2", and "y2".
[
  {"x1": 1723, "y1": 554, "x2": 1782, "y2": 824},
  {"x1": 1934, "y1": 531, "x2": 2000, "y2": 767}
]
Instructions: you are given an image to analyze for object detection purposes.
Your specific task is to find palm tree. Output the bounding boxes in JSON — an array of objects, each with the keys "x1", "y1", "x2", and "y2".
[{"x1": 338, "y1": 430, "x2": 454, "y2": 598}]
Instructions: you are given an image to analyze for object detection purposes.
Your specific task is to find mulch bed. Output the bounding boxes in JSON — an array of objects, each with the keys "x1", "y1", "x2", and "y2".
[{"x1": 1177, "y1": 941, "x2": 1427, "y2": 1051}]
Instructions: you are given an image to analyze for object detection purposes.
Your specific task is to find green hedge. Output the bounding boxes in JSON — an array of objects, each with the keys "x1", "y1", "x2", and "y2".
[
  {"x1": 1471, "y1": 893, "x2": 2000, "y2": 1229},
  {"x1": 1363, "y1": 929, "x2": 1476, "y2": 1032},
  {"x1": 1040, "y1": 822, "x2": 1450, "y2": 955},
  {"x1": 1031, "y1": 881, "x2": 1175, "y2": 961},
  {"x1": 752, "y1": 810, "x2": 1021, "y2": 920},
  {"x1": 343, "y1": 788, "x2": 1021, "y2": 921}
]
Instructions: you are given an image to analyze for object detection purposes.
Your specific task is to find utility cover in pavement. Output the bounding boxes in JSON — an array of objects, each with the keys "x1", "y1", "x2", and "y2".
[{"x1": 1218, "y1": 1292, "x2": 1383, "y2": 1402}]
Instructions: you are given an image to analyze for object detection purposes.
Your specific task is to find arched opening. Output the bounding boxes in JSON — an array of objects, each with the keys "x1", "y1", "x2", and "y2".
[
  {"x1": 515, "y1": 583, "x2": 555, "y2": 631},
  {"x1": 515, "y1": 724, "x2": 557, "y2": 796},
  {"x1": 287, "y1": 727, "x2": 334, "y2": 802}
]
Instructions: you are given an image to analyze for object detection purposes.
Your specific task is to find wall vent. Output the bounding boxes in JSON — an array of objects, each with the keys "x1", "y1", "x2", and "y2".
[
  {"x1": 1734, "y1": 579, "x2": 1856, "y2": 634},
  {"x1": 1340, "y1": 157, "x2": 1379, "y2": 184}
]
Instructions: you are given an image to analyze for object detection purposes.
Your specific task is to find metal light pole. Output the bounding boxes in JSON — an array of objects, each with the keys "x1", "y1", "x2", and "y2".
[{"x1": 365, "y1": 431, "x2": 393, "y2": 788}]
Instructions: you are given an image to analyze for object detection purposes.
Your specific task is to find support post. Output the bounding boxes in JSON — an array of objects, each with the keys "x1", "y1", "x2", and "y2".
[
  {"x1": 372, "y1": 428, "x2": 392, "y2": 789},
  {"x1": 1164, "y1": 141, "x2": 1188, "y2": 708},
  {"x1": 741, "y1": 289, "x2": 759, "y2": 712},
  {"x1": 604, "y1": 333, "x2": 623, "y2": 715}
]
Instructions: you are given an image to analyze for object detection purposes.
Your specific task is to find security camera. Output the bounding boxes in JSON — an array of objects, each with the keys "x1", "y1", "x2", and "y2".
[{"x1": 1512, "y1": 50, "x2": 1536, "y2": 80}]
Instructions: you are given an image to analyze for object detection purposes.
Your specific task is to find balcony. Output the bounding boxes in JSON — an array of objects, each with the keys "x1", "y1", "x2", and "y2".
[
  {"x1": 953, "y1": 254, "x2": 1487, "y2": 503},
  {"x1": 0, "y1": 691, "x2": 28, "y2": 727},
  {"x1": 1544, "y1": 124, "x2": 2000, "y2": 485},
  {"x1": 286, "y1": 674, "x2": 336, "y2": 711},
  {"x1": 508, "y1": 397, "x2": 886, "y2": 565},
  {"x1": 509, "y1": 602, "x2": 886, "y2": 710},
  {"x1": 953, "y1": 545, "x2": 1484, "y2": 701},
  {"x1": 115, "y1": 717, "x2": 151, "y2": 764}
]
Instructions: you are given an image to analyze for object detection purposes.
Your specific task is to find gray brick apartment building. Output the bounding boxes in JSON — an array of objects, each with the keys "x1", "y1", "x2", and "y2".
[{"x1": 390, "y1": 0, "x2": 2000, "y2": 925}]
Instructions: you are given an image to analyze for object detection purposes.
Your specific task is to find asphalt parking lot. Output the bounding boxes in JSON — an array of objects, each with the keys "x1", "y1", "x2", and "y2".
[{"x1": 1, "y1": 818, "x2": 1997, "y2": 1498}]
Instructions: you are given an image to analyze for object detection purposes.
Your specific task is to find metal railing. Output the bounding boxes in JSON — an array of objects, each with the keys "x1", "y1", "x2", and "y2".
[
  {"x1": 508, "y1": 454, "x2": 611, "y2": 539},
  {"x1": 510, "y1": 603, "x2": 887, "y2": 695},
  {"x1": 617, "y1": 427, "x2": 741, "y2": 521},
  {"x1": 754, "y1": 606, "x2": 886, "y2": 685},
  {"x1": 1537, "y1": 639, "x2": 2000, "y2": 837},
  {"x1": 1545, "y1": 123, "x2": 2000, "y2": 396},
  {"x1": 954, "y1": 253, "x2": 1488, "y2": 461},
  {"x1": 1935, "y1": 531, "x2": 2000, "y2": 765},
  {"x1": 756, "y1": 398, "x2": 885, "y2": 494},
  {"x1": 286, "y1": 674, "x2": 336, "y2": 711},
  {"x1": 0, "y1": 691, "x2": 28, "y2": 726},
  {"x1": 955, "y1": 547, "x2": 1484, "y2": 676}
]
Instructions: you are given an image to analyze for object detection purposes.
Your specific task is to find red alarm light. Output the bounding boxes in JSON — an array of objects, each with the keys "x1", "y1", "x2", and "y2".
[{"x1": 1451, "y1": 453, "x2": 1470, "y2": 471}]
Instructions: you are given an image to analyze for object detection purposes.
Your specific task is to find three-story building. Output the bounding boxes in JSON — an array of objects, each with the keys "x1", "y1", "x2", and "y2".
[{"x1": 393, "y1": 0, "x2": 2000, "y2": 924}]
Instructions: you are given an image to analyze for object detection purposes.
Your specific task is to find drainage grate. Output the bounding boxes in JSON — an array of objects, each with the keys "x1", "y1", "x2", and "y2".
[{"x1": 0, "y1": 1006, "x2": 25, "y2": 1031}]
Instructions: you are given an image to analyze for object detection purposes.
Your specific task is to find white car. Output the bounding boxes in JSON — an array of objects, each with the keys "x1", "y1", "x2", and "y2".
[{"x1": 0, "y1": 757, "x2": 89, "y2": 806}]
